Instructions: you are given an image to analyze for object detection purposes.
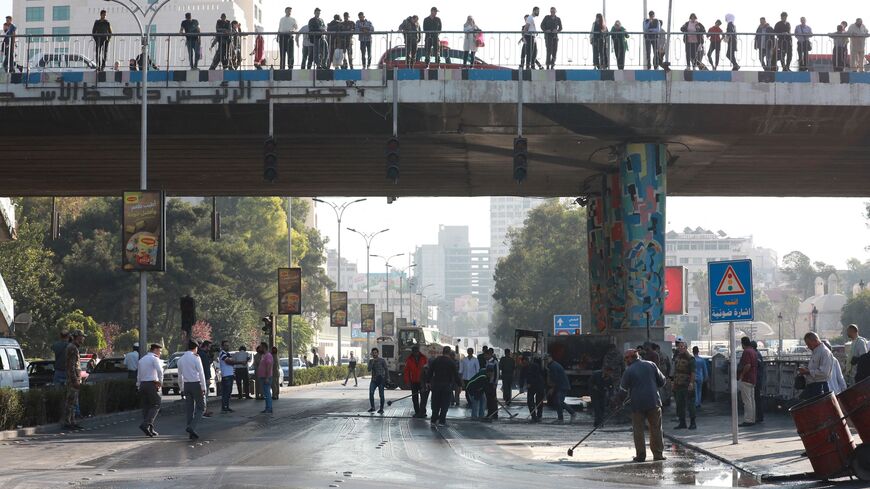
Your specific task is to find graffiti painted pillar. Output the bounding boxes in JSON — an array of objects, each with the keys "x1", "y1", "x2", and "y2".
[{"x1": 588, "y1": 143, "x2": 666, "y2": 338}]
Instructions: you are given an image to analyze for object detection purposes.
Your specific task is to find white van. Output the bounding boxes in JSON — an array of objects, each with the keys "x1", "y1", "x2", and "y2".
[{"x1": 0, "y1": 338, "x2": 29, "y2": 390}]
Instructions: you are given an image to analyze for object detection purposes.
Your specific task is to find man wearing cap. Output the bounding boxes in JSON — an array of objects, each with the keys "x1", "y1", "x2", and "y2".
[
  {"x1": 62, "y1": 330, "x2": 86, "y2": 430},
  {"x1": 672, "y1": 337, "x2": 696, "y2": 430},
  {"x1": 125, "y1": 343, "x2": 140, "y2": 380},
  {"x1": 620, "y1": 348, "x2": 666, "y2": 462},
  {"x1": 137, "y1": 343, "x2": 164, "y2": 437},
  {"x1": 422, "y1": 7, "x2": 442, "y2": 66}
]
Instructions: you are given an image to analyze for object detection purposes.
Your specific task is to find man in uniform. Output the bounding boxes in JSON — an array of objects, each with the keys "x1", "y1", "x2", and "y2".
[{"x1": 62, "y1": 330, "x2": 86, "y2": 430}]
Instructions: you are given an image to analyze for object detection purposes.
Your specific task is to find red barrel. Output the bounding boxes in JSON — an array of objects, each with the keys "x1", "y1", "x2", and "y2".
[
  {"x1": 789, "y1": 392, "x2": 855, "y2": 479},
  {"x1": 838, "y1": 376, "x2": 870, "y2": 444}
]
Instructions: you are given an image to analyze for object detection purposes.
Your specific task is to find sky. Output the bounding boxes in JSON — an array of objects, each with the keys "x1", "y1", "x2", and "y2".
[{"x1": 316, "y1": 197, "x2": 870, "y2": 274}]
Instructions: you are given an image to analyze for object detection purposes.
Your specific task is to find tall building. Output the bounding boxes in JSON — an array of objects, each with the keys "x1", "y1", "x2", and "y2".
[
  {"x1": 326, "y1": 249, "x2": 358, "y2": 290},
  {"x1": 489, "y1": 197, "x2": 546, "y2": 269},
  {"x1": 0, "y1": 198, "x2": 16, "y2": 334}
]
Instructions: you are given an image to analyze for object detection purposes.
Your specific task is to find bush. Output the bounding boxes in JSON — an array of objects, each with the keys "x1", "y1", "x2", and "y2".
[
  {"x1": 0, "y1": 388, "x2": 24, "y2": 431},
  {"x1": 292, "y1": 365, "x2": 369, "y2": 386}
]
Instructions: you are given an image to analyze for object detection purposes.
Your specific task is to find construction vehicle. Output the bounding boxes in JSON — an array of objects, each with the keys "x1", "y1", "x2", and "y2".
[{"x1": 377, "y1": 325, "x2": 448, "y2": 389}]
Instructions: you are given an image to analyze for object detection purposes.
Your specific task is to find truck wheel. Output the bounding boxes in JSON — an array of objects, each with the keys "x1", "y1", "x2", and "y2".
[
  {"x1": 852, "y1": 444, "x2": 870, "y2": 481},
  {"x1": 161, "y1": 387, "x2": 169, "y2": 396}
]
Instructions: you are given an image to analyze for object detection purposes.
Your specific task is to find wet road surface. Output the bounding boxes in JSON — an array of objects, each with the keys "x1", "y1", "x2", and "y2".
[{"x1": 0, "y1": 383, "x2": 864, "y2": 489}]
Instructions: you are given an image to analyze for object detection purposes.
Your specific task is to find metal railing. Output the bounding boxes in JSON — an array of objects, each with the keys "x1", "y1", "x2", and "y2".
[{"x1": 2, "y1": 31, "x2": 868, "y2": 74}]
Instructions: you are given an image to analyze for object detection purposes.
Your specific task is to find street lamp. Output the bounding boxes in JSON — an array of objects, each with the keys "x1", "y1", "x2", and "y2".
[
  {"x1": 397, "y1": 263, "x2": 416, "y2": 319},
  {"x1": 417, "y1": 283, "x2": 435, "y2": 323},
  {"x1": 777, "y1": 312, "x2": 783, "y2": 356},
  {"x1": 105, "y1": 0, "x2": 171, "y2": 352},
  {"x1": 347, "y1": 227, "x2": 389, "y2": 354},
  {"x1": 422, "y1": 292, "x2": 440, "y2": 327},
  {"x1": 371, "y1": 253, "x2": 404, "y2": 314},
  {"x1": 313, "y1": 197, "x2": 366, "y2": 363},
  {"x1": 811, "y1": 304, "x2": 818, "y2": 335}
]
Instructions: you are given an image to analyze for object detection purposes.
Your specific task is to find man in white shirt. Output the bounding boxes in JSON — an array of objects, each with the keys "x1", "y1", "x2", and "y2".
[
  {"x1": 523, "y1": 7, "x2": 540, "y2": 70},
  {"x1": 233, "y1": 346, "x2": 252, "y2": 400},
  {"x1": 218, "y1": 340, "x2": 238, "y2": 413},
  {"x1": 178, "y1": 340, "x2": 207, "y2": 440},
  {"x1": 137, "y1": 343, "x2": 164, "y2": 437},
  {"x1": 459, "y1": 348, "x2": 480, "y2": 407},
  {"x1": 798, "y1": 332, "x2": 833, "y2": 399},
  {"x1": 124, "y1": 343, "x2": 140, "y2": 380},
  {"x1": 846, "y1": 324, "x2": 869, "y2": 385},
  {"x1": 278, "y1": 6, "x2": 299, "y2": 70}
]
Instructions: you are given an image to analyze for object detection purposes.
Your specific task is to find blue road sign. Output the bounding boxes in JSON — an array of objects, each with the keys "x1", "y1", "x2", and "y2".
[
  {"x1": 554, "y1": 314, "x2": 582, "y2": 335},
  {"x1": 708, "y1": 259, "x2": 754, "y2": 323}
]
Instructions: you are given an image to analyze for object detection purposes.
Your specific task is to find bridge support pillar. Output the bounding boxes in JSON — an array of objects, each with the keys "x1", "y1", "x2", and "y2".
[{"x1": 587, "y1": 143, "x2": 667, "y2": 344}]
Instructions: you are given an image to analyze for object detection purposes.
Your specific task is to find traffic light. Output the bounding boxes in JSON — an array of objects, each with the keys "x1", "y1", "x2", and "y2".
[
  {"x1": 513, "y1": 137, "x2": 528, "y2": 183},
  {"x1": 263, "y1": 136, "x2": 277, "y2": 182},
  {"x1": 180, "y1": 296, "x2": 196, "y2": 335},
  {"x1": 385, "y1": 137, "x2": 400, "y2": 183},
  {"x1": 261, "y1": 315, "x2": 271, "y2": 335},
  {"x1": 261, "y1": 313, "x2": 276, "y2": 348}
]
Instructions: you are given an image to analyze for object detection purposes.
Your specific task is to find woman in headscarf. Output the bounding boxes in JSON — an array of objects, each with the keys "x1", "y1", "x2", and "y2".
[
  {"x1": 591, "y1": 13, "x2": 610, "y2": 69},
  {"x1": 724, "y1": 14, "x2": 740, "y2": 70},
  {"x1": 462, "y1": 16, "x2": 481, "y2": 68},
  {"x1": 610, "y1": 20, "x2": 629, "y2": 70}
]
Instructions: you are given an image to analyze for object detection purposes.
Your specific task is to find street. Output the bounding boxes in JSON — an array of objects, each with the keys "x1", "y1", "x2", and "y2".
[{"x1": 0, "y1": 381, "x2": 863, "y2": 489}]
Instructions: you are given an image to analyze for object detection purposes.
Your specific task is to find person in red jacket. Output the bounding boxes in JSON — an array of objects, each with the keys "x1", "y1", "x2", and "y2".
[{"x1": 404, "y1": 345, "x2": 429, "y2": 418}]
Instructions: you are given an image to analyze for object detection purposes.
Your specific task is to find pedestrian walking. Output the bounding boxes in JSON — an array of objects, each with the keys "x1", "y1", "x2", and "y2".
[
  {"x1": 547, "y1": 353, "x2": 576, "y2": 423},
  {"x1": 450, "y1": 350, "x2": 461, "y2": 406},
  {"x1": 311, "y1": 347, "x2": 320, "y2": 367},
  {"x1": 755, "y1": 17, "x2": 775, "y2": 71},
  {"x1": 794, "y1": 17, "x2": 813, "y2": 71},
  {"x1": 751, "y1": 340, "x2": 765, "y2": 423},
  {"x1": 845, "y1": 324, "x2": 868, "y2": 385},
  {"x1": 540, "y1": 7, "x2": 562, "y2": 69},
  {"x1": 620, "y1": 349, "x2": 667, "y2": 462},
  {"x1": 462, "y1": 16, "x2": 481, "y2": 68},
  {"x1": 523, "y1": 8, "x2": 540, "y2": 70},
  {"x1": 483, "y1": 348, "x2": 499, "y2": 418},
  {"x1": 218, "y1": 340, "x2": 237, "y2": 413},
  {"x1": 52, "y1": 330, "x2": 70, "y2": 386},
  {"x1": 180, "y1": 12, "x2": 201, "y2": 69},
  {"x1": 643, "y1": 11, "x2": 663, "y2": 70},
  {"x1": 343, "y1": 351, "x2": 358, "y2": 386},
  {"x1": 459, "y1": 348, "x2": 479, "y2": 406},
  {"x1": 821, "y1": 340, "x2": 847, "y2": 395},
  {"x1": 422, "y1": 7, "x2": 442, "y2": 67},
  {"x1": 680, "y1": 14, "x2": 704, "y2": 70},
  {"x1": 671, "y1": 337, "x2": 696, "y2": 430},
  {"x1": 307, "y1": 8, "x2": 326, "y2": 69},
  {"x1": 611, "y1": 20, "x2": 629, "y2": 70},
  {"x1": 426, "y1": 346, "x2": 462, "y2": 427},
  {"x1": 692, "y1": 346, "x2": 708, "y2": 408},
  {"x1": 137, "y1": 343, "x2": 163, "y2": 437},
  {"x1": 62, "y1": 330, "x2": 85, "y2": 431},
  {"x1": 356, "y1": 12, "x2": 374, "y2": 69},
  {"x1": 278, "y1": 6, "x2": 298, "y2": 70},
  {"x1": 178, "y1": 341, "x2": 207, "y2": 440},
  {"x1": 92, "y1": 10, "x2": 112, "y2": 71},
  {"x1": 736, "y1": 336, "x2": 758, "y2": 426},
  {"x1": 257, "y1": 342, "x2": 274, "y2": 414},
  {"x1": 271, "y1": 346, "x2": 280, "y2": 400},
  {"x1": 404, "y1": 345, "x2": 429, "y2": 418},
  {"x1": 2, "y1": 16, "x2": 16, "y2": 74},
  {"x1": 124, "y1": 343, "x2": 140, "y2": 380},
  {"x1": 233, "y1": 346, "x2": 252, "y2": 400},
  {"x1": 228, "y1": 21, "x2": 242, "y2": 69},
  {"x1": 367, "y1": 348, "x2": 388, "y2": 414},
  {"x1": 774, "y1": 12, "x2": 793, "y2": 71},
  {"x1": 499, "y1": 349, "x2": 515, "y2": 404},
  {"x1": 209, "y1": 13, "x2": 232, "y2": 70},
  {"x1": 725, "y1": 14, "x2": 740, "y2": 70},
  {"x1": 341, "y1": 12, "x2": 355, "y2": 69},
  {"x1": 591, "y1": 13, "x2": 609, "y2": 70},
  {"x1": 847, "y1": 19, "x2": 868, "y2": 72},
  {"x1": 198, "y1": 340, "x2": 214, "y2": 417},
  {"x1": 522, "y1": 356, "x2": 546, "y2": 422},
  {"x1": 798, "y1": 332, "x2": 834, "y2": 399},
  {"x1": 707, "y1": 20, "x2": 723, "y2": 70},
  {"x1": 831, "y1": 24, "x2": 848, "y2": 71}
]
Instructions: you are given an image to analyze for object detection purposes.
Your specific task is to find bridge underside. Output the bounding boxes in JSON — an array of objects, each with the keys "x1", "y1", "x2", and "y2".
[{"x1": 3, "y1": 102, "x2": 869, "y2": 197}]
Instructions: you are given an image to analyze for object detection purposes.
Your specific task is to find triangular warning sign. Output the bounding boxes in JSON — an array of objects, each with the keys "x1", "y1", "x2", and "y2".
[{"x1": 715, "y1": 265, "x2": 746, "y2": 296}]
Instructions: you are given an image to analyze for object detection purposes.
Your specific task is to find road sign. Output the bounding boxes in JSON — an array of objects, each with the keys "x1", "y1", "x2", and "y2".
[
  {"x1": 708, "y1": 259, "x2": 753, "y2": 323},
  {"x1": 553, "y1": 314, "x2": 582, "y2": 335}
]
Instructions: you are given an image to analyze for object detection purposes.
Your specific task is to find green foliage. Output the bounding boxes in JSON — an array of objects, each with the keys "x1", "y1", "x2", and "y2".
[
  {"x1": 0, "y1": 380, "x2": 139, "y2": 430},
  {"x1": 490, "y1": 201, "x2": 588, "y2": 346},
  {"x1": 781, "y1": 251, "x2": 837, "y2": 299},
  {"x1": 115, "y1": 328, "x2": 140, "y2": 353},
  {"x1": 0, "y1": 388, "x2": 24, "y2": 430},
  {"x1": 841, "y1": 291, "x2": 870, "y2": 338},
  {"x1": 292, "y1": 365, "x2": 369, "y2": 386},
  {"x1": 57, "y1": 310, "x2": 106, "y2": 354}
]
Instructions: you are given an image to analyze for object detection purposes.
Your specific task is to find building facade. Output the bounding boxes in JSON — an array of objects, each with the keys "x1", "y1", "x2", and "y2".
[
  {"x1": 489, "y1": 197, "x2": 546, "y2": 269},
  {"x1": 0, "y1": 198, "x2": 16, "y2": 334}
]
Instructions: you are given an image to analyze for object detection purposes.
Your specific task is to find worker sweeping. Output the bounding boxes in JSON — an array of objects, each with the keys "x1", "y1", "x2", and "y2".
[{"x1": 619, "y1": 348, "x2": 667, "y2": 463}]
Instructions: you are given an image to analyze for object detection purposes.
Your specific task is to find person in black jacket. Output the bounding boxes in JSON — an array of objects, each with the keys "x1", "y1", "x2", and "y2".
[
  {"x1": 773, "y1": 12, "x2": 792, "y2": 71},
  {"x1": 422, "y1": 7, "x2": 442, "y2": 66},
  {"x1": 856, "y1": 352, "x2": 870, "y2": 383},
  {"x1": 92, "y1": 10, "x2": 112, "y2": 71},
  {"x1": 209, "y1": 13, "x2": 232, "y2": 70},
  {"x1": 425, "y1": 346, "x2": 461, "y2": 427},
  {"x1": 307, "y1": 8, "x2": 326, "y2": 69},
  {"x1": 540, "y1": 7, "x2": 562, "y2": 69},
  {"x1": 400, "y1": 15, "x2": 420, "y2": 68},
  {"x1": 522, "y1": 355, "x2": 546, "y2": 422}
]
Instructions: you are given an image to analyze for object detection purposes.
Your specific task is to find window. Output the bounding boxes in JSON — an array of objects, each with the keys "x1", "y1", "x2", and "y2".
[
  {"x1": 718, "y1": 242, "x2": 731, "y2": 250},
  {"x1": 52, "y1": 5, "x2": 70, "y2": 21},
  {"x1": 4, "y1": 349, "x2": 23, "y2": 370},
  {"x1": 679, "y1": 258, "x2": 689, "y2": 264},
  {"x1": 677, "y1": 243, "x2": 690, "y2": 250},
  {"x1": 26, "y1": 7, "x2": 44, "y2": 22},
  {"x1": 52, "y1": 26, "x2": 69, "y2": 42},
  {"x1": 25, "y1": 27, "x2": 44, "y2": 43}
]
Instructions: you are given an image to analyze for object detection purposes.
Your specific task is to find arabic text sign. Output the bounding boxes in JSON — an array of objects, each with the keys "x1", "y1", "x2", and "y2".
[
  {"x1": 553, "y1": 314, "x2": 581, "y2": 335},
  {"x1": 708, "y1": 259, "x2": 753, "y2": 323}
]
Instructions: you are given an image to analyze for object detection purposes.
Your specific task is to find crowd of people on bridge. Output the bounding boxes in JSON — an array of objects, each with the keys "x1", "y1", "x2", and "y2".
[{"x1": 2, "y1": 7, "x2": 869, "y2": 73}]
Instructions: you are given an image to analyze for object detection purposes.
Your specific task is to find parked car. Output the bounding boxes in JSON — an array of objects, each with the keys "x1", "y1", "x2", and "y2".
[
  {"x1": 0, "y1": 338, "x2": 30, "y2": 390},
  {"x1": 279, "y1": 357, "x2": 307, "y2": 379},
  {"x1": 26, "y1": 360, "x2": 56, "y2": 388},
  {"x1": 377, "y1": 45, "x2": 503, "y2": 70},
  {"x1": 162, "y1": 354, "x2": 216, "y2": 395},
  {"x1": 83, "y1": 357, "x2": 130, "y2": 383},
  {"x1": 28, "y1": 53, "x2": 97, "y2": 72}
]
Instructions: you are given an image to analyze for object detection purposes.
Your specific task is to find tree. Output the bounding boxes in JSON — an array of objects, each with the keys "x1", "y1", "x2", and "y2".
[
  {"x1": 841, "y1": 291, "x2": 870, "y2": 338},
  {"x1": 781, "y1": 251, "x2": 817, "y2": 298},
  {"x1": 99, "y1": 323, "x2": 121, "y2": 357},
  {"x1": 57, "y1": 310, "x2": 106, "y2": 354},
  {"x1": 191, "y1": 320, "x2": 212, "y2": 342},
  {"x1": 490, "y1": 201, "x2": 588, "y2": 346}
]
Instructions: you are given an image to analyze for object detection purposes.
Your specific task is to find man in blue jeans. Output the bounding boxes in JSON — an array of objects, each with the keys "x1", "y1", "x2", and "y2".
[
  {"x1": 218, "y1": 340, "x2": 238, "y2": 413},
  {"x1": 367, "y1": 348, "x2": 388, "y2": 414}
]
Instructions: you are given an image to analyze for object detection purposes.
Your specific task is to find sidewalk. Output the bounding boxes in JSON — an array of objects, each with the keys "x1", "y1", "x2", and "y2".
[{"x1": 662, "y1": 402, "x2": 814, "y2": 479}]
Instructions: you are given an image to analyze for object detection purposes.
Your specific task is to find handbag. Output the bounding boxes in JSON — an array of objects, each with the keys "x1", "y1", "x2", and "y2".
[
  {"x1": 475, "y1": 31, "x2": 485, "y2": 48},
  {"x1": 794, "y1": 375, "x2": 806, "y2": 390}
]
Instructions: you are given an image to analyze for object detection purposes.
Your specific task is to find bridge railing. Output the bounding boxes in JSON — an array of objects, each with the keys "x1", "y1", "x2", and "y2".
[{"x1": 4, "y1": 31, "x2": 866, "y2": 74}]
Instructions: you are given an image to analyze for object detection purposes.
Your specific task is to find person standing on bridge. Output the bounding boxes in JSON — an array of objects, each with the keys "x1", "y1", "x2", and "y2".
[
  {"x1": 643, "y1": 11, "x2": 663, "y2": 70},
  {"x1": 426, "y1": 346, "x2": 462, "y2": 427},
  {"x1": 591, "y1": 13, "x2": 610, "y2": 70},
  {"x1": 2, "y1": 16, "x2": 16, "y2": 73},
  {"x1": 400, "y1": 15, "x2": 421, "y2": 68},
  {"x1": 610, "y1": 20, "x2": 629, "y2": 70},
  {"x1": 278, "y1": 7, "x2": 299, "y2": 70},
  {"x1": 847, "y1": 19, "x2": 868, "y2": 72},
  {"x1": 209, "y1": 13, "x2": 232, "y2": 70},
  {"x1": 137, "y1": 343, "x2": 164, "y2": 437},
  {"x1": 178, "y1": 340, "x2": 207, "y2": 440},
  {"x1": 422, "y1": 7, "x2": 443, "y2": 67},
  {"x1": 831, "y1": 24, "x2": 849, "y2": 71},
  {"x1": 180, "y1": 13, "x2": 202, "y2": 70},
  {"x1": 706, "y1": 20, "x2": 723, "y2": 70},
  {"x1": 794, "y1": 17, "x2": 813, "y2": 72},
  {"x1": 355, "y1": 12, "x2": 374, "y2": 69},
  {"x1": 368, "y1": 347, "x2": 388, "y2": 414},
  {"x1": 307, "y1": 8, "x2": 326, "y2": 69},
  {"x1": 774, "y1": 12, "x2": 793, "y2": 71},
  {"x1": 524, "y1": 7, "x2": 540, "y2": 70},
  {"x1": 680, "y1": 13, "x2": 704, "y2": 71},
  {"x1": 92, "y1": 10, "x2": 112, "y2": 72},
  {"x1": 755, "y1": 18, "x2": 775, "y2": 71},
  {"x1": 462, "y1": 16, "x2": 481, "y2": 69},
  {"x1": 341, "y1": 12, "x2": 356, "y2": 69},
  {"x1": 620, "y1": 349, "x2": 666, "y2": 462},
  {"x1": 540, "y1": 7, "x2": 562, "y2": 69},
  {"x1": 724, "y1": 14, "x2": 740, "y2": 70}
]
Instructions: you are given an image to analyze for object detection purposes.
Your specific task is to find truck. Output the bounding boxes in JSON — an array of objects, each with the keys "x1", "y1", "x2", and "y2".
[
  {"x1": 377, "y1": 326, "x2": 449, "y2": 389},
  {"x1": 514, "y1": 329, "x2": 614, "y2": 398}
]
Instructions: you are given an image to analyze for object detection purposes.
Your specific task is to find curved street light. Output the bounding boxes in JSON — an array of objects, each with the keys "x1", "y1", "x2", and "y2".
[
  {"x1": 347, "y1": 227, "x2": 389, "y2": 353},
  {"x1": 371, "y1": 253, "x2": 404, "y2": 314}
]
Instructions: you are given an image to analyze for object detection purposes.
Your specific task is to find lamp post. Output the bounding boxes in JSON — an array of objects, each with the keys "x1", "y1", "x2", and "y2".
[
  {"x1": 398, "y1": 264, "x2": 416, "y2": 319},
  {"x1": 811, "y1": 305, "x2": 818, "y2": 335},
  {"x1": 371, "y1": 253, "x2": 404, "y2": 314},
  {"x1": 105, "y1": 0, "x2": 171, "y2": 353},
  {"x1": 777, "y1": 312, "x2": 783, "y2": 356},
  {"x1": 347, "y1": 227, "x2": 389, "y2": 354},
  {"x1": 313, "y1": 198, "x2": 366, "y2": 363},
  {"x1": 418, "y1": 283, "x2": 435, "y2": 323},
  {"x1": 422, "y1": 292, "x2": 440, "y2": 327}
]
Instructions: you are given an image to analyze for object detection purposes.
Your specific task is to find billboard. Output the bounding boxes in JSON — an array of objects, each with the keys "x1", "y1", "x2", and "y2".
[
  {"x1": 397, "y1": 317, "x2": 407, "y2": 329},
  {"x1": 278, "y1": 267, "x2": 302, "y2": 315},
  {"x1": 664, "y1": 266, "x2": 689, "y2": 315},
  {"x1": 329, "y1": 291, "x2": 348, "y2": 327},
  {"x1": 360, "y1": 303, "x2": 375, "y2": 333},
  {"x1": 122, "y1": 191, "x2": 165, "y2": 271},
  {"x1": 382, "y1": 312, "x2": 395, "y2": 337}
]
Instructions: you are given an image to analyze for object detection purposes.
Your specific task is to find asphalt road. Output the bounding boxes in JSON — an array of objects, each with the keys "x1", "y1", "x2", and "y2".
[{"x1": 0, "y1": 382, "x2": 863, "y2": 489}]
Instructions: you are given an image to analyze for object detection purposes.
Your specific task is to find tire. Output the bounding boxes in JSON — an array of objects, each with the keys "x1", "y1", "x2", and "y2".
[
  {"x1": 161, "y1": 387, "x2": 169, "y2": 396},
  {"x1": 852, "y1": 444, "x2": 870, "y2": 481}
]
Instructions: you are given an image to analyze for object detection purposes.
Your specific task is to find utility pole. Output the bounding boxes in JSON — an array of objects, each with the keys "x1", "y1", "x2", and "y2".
[{"x1": 347, "y1": 227, "x2": 389, "y2": 355}]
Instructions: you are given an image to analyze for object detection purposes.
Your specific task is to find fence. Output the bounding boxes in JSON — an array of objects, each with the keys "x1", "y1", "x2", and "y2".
[{"x1": 2, "y1": 31, "x2": 868, "y2": 73}]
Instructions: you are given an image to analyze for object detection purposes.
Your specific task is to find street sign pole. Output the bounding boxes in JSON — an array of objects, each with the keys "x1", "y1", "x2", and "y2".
[{"x1": 729, "y1": 320, "x2": 738, "y2": 445}]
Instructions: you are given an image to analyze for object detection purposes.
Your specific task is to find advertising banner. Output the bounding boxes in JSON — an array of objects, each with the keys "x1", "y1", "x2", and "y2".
[
  {"x1": 397, "y1": 318, "x2": 407, "y2": 329},
  {"x1": 122, "y1": 191, "x2": 165, "y2": 272},
  {"x1": 360, "y1": 304, "x2": 376, "y2": 333},
  {"x1": 278, "y1": 267, "x2": 302, "y2": 315},
  {"x1": 330, "y1": 291, "x2": 348, "y2": 327},
  {"x1": 382, "y1": 312, "x2": 395, "y2": 337},
  {"x1": 664, "y1": 266, "x2": 689, "y2": 315}
]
